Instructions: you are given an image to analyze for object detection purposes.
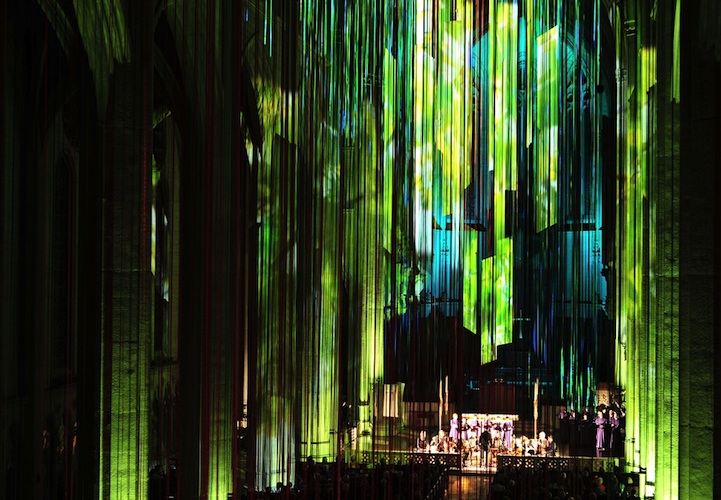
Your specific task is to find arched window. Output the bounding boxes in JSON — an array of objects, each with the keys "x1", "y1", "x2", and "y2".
[{"x1": 152, "y1": 124, "x2": 171, "y2": 360}]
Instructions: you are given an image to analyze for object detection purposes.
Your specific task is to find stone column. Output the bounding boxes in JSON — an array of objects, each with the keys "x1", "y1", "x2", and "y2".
[{"x1": 98, "y1": 1, "x2": 154, "y2": 497}]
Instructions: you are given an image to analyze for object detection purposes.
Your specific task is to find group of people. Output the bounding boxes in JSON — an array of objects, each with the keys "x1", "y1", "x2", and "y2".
[
  {"x1": 450, "y1": 413, "x2": 516, "y2": 449},
  {"x1": 558, "y1": 404, "x2": 626, "y2": 457},
  {"x1": 415, "y1": 413, "x2": 562, "y2": 469},
  {"x1": 513, "y1": 431, "x2": 559, "y2": 457},
  {"x1": 414, "y1": 403, "x2": 626, "y2": 470}
]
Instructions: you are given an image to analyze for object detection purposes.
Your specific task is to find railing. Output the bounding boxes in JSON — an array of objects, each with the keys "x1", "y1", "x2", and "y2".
[
  {"x1": 408, "y1": 452, "x2": 462, "y2": 469},
  {"x1": 348, "y1": 450, "x2": 462, "y2": 469},
  {"x1": 497, "y1": 454, "x2": 617, "y2": 472}
]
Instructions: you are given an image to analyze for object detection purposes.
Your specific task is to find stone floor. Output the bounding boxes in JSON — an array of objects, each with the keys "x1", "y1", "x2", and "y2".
[{"x1": 445, "y1": 473, "x2": 491, "y2": 499}]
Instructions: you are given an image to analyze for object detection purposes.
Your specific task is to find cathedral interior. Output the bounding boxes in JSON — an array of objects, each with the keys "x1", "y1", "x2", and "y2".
[{"x1": 1, "y1": 0, "x2": 720, "y2": 498}]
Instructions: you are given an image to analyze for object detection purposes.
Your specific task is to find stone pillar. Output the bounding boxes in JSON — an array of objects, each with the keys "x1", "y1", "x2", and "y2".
[
  {"x1": 98, "y1": 1, "x2": 154, "y2": 497},
  {"x1": 646, "y1": 0, "x2": 681, "y2": 496},
  {"x1": 678, "y1": 1, "x2": 719, "y2": 498}
]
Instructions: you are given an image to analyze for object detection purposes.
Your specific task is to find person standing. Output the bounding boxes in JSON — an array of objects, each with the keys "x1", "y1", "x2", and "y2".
[
  {"x1": 503, "y1": 417, "x2": 514, "y2": 450},
  {"x1": 608, "y1": 410, "x2": 620, "y2": 456},
  {"x1": 595, "y1": 410, "x2": 607, "y2": 456},
  {"x1": 461, "y1": 417, "x2": 469, "y2": 442},
  {"x1": 479, "y1": 425, "x2": 492, "y2": 469}
]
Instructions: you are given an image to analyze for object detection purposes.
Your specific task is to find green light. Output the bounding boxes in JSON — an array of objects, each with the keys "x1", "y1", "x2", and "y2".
[
  {"x1": 480, "y1": 255, "x2": 494, "y2": 364},
  {"x1": 494, "y1": 238, "x2": 513, "y2": 348},
  {"x1": 672, "y1": 0, "x2": 680, "y2": 103},
  {"x1": 412, "y1": 0, "x2": 435, "y2": 255},
  {"x1": 300, "y1": 168, "x2": 341, "y2": 462},
  {"x1": 73, "y1": 0, "x2": 130, "y2": 113},
  {"x1": 255, "y1": 87, "x2": 299, "y2": 488},
  {"x1": 99, "y1": 287, "x2": 151, "y2": 500},
  {"x1": 534, "y1": 25, "x2": 559, "y2": 232},
  {"x1": 463, "y1": 230, "x2": 479, "y2": 335}
]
